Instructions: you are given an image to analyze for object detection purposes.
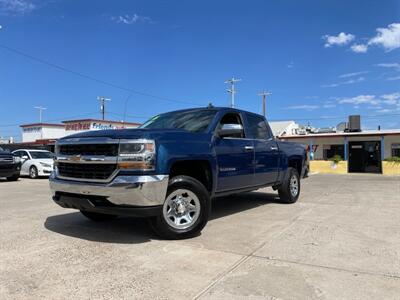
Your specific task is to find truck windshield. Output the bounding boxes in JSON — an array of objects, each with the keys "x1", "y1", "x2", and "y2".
[
  {"x1": 140, "y1": 110, "x2": 217, "y2": 133},
  {"x1": 29, "y1": 151, "x2": 54, "y2": 159}
]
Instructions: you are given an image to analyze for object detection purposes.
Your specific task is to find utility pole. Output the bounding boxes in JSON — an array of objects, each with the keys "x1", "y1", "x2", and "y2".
[
  {"x1": 257, "y1": 90, "x2": 272, "y2": 117},
  {"x1": 34, "y1": 106, "x2": 47, "y2": 123},
  {"x1": 97, "y1": 96, "x2": 111, "y2": 120},
  {"x1": 225, "y1": 77, "x2": 241, "y2": 108}
]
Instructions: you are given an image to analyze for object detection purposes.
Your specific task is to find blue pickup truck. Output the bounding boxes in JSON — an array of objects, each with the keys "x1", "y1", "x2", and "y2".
[{"x1": 50, "y1": 107, "x2": 308, "y2": 239}]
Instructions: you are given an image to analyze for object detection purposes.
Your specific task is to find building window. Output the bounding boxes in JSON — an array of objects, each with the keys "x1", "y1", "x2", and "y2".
[
  {"x1": 392, "y1": 143, "x2": 400, "y2": 157},
  {"x1": 323, "y1": 144, "x2": 344, "y2": 160}
]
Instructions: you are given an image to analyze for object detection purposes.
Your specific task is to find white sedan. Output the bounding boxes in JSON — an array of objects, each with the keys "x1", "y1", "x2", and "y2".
[{"x1": 12, "y1": 149, "x2": 55, "y2": 179}]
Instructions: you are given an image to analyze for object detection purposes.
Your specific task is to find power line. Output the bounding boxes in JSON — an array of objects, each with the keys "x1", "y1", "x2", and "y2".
[
  {"x1": 0, "y1": 43, "x2": 203, "y2": 106},
  {"x1": 0, "y1": 112, "x2": 100, "y2": 127},
  {"x1": 108, "y1": 112, "x2": 150, "y2": 119}
]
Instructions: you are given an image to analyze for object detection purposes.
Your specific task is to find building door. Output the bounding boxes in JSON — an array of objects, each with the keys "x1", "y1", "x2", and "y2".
[
  {"x1": 348, "y1": 141, "x2": 381, "y2": 173},
  {"x1": 364, "y1": 141, "x2": 381, "y2": 173}
]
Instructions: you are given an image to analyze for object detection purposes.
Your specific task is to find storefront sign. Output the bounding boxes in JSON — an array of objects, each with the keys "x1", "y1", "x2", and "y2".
[
  {"x1": 65, "y1": 122, "x2": 91, "y2": 131},
  {"x1": 22, "y1": 127, "x2": 41, "y2": 133},
  {"x1": 65, "y1": 121, "x2": 127, "y2": 131}
]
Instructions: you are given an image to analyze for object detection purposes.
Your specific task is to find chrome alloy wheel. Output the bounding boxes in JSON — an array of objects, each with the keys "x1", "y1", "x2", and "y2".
[
  {"x1": 289, "y1": 175, "x2": 299, "y2": 197},
  {"x1": 163, "y1": 189, "x2": 201, "y2": 230}
]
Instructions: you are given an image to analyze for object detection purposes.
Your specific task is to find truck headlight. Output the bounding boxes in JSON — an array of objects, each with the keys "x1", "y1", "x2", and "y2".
[
  {"x1": 118, "y1": 140, "x2": 155, "y2": 170},
  {"x1": 13, "y1": 156, "x2": 21, "y2": 164}
]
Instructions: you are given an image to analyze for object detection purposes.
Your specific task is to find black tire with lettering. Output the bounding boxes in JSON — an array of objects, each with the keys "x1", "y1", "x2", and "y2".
[
  {"x1": 150, "y1": 175, "x2": 210, "y2": 240},
  {"x1": 278, "y1": 167, "x2": 300, "y2": 204}
]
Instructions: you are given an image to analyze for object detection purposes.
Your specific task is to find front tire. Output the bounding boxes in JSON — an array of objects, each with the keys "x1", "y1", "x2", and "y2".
[
  {"x1": 29, "y1": 166, "x2": 38, "y2": 179},
  {"x1": 6, "y1": 174, "x2": 20, "y2": 181},
  {"x1": 150, "y1": 175, "x2": 211, "y2": 240},
  {"x1": 80, "y1": 210, "x2": 118, "y2": 221},
  {"x1": 278, "y1": 167, "x2": 300, "y2": 204}
]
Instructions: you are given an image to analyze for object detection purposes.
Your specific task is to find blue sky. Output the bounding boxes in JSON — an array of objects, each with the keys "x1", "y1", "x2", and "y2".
[{"x1": 0, "y1": 0, "x2": 399, "y2": 140}]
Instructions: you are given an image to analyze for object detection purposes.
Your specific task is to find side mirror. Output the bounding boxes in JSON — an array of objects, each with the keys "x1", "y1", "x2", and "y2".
[
  {"x1": 21, "y1": 155, "x2": 29, "y2": 161},
  {"x1": 218, "y1": 124, "x2": 243, "y2": 138}
]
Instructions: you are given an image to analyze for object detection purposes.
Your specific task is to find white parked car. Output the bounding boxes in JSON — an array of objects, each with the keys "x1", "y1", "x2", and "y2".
[{"x1": 12, "y1": 149, "x2": 55, "y2": 179}]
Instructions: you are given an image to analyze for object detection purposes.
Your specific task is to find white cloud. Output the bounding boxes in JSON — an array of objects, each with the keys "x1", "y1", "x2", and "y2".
[
  {"x1": 368, "y1": 23, "x2": 400, "y2": 51},
  {"x1": 338, "y1": 95, "x2": 379, "y2": 105},
  {"x1": 381, "y1": 92, "x2": 400, "y2": 105},
  {"x1": 387, "y1": 76, "x2": 400, "y2": 81},
  {"x1": 322, "y1": 76, "x2": 365, "y2": 88},
  {"x1": 0, "y1": 0, "x2": 35, "y2": 15},
  {"x1": 287, "y1": 62, "x2": 294, "y2": 68},
  {"x1": 111, "y1": 14, "x2": 153, "y2": 25},
  {"x1": 321, "y1": 83, "x2": 339, "y2": 88},
  {"x1": 323, "y1": 32, "x2": 355, "y2": 48},
  {"x1": 323, "y1": 104, "x2": 336, "y2": 108},
  {"x1": 324, "y1": 23, "x2": 400, "y2": 53},
  {"x1": 338, "y1": 92, "x2": 400, "y2": 108},
  {"x1": 350, "y1": 44, "x2": 368, "y2": 53},
  {"x1": 338, "y1": 71, "x2": 368, "y2": 78},
  {"x1": 343, "y1": 77, "x2": 365, "y2": 84},
  {"x1": 285, "y1": 105, "x2": 319, "y2": 110},
  {"x1": 377, "y1": 108, "x2": 392, "y2": 113},
  {"x1": 375, "y1": 62, "x2": 400, "y2": 71}
]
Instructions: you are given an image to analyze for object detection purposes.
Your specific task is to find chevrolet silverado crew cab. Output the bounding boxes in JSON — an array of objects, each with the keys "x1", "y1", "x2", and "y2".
[{"x1": 50, "y1": 107, "x2": 308, "y2": 239}]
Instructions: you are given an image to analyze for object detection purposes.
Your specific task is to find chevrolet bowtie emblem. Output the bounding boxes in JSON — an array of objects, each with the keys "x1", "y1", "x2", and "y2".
[{"x1": 70, "y1": 155, "x2": 82, "y2": 162}]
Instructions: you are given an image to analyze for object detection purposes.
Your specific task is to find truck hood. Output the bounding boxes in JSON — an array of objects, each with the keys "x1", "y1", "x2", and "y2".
[{"x1": 59, "y1": 128, "x2": 209, "y2": 141}]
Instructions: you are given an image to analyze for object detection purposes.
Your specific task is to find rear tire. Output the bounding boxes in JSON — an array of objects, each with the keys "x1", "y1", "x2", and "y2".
[
  {"x1": 29, "y1": 166, "x2": 38, "y2": 179},
  {"x1": 6, "y1": 174, "x2": 19, "y2": 181},
  {"x1": 150, "y1": 175, "x2": 210, "y2": 240},
  {"x1": 80, "y1": 210, "x2": 118, "y2": 221},
  {"x1": 278, "y1": 167, "x2": 300, "y2": 204}
]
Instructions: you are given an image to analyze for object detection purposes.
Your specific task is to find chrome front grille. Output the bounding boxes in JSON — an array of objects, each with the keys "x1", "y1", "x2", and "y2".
[
  {"x1": 57, "y1": 162, "x2": 117, "y2": 181},
  {"x1": 0, "y1": 156, "x2": 13, "y2": 163},
  {"x1": 59, "y1": 144, "x2": 118, "y2": 156},
  {"x1": 56, "y1": 138, "x2": 120, "y2": 182}
]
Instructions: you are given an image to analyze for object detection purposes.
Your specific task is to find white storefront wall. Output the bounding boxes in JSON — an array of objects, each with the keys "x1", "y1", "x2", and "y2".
[
  {"x1": 283, "y1": 134, "x2": 400, "y2": 160},
  {"x1": 22, "y1": 126, "x2": 66, "y2": 143}
]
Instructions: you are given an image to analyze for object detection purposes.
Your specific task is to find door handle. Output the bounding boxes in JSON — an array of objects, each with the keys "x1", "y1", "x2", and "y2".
[
  {"x1": 244, "y1": 146, "x2": 254, "y2": 151},
  {"x1": 270, "y1": 146, "x2": 278, "y2": 150}
]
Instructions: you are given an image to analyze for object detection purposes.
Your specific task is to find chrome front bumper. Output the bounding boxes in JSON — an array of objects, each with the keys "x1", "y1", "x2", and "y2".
[{"x1": 49, "y1": 173, "x2": 169, "y2": 207}]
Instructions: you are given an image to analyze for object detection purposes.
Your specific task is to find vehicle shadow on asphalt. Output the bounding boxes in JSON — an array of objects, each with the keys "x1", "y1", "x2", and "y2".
[
  {"x1": 44, "y1": 190, "x2": 280, "y2": 244},
  {"x1": 210, "y1": 191, "x2": 280, "y2": 220}
]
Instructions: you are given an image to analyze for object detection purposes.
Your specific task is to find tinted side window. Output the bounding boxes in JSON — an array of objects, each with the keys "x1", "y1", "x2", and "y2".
[{"x1": 246, "y1": 114, "x2": 270, "y2": 139}]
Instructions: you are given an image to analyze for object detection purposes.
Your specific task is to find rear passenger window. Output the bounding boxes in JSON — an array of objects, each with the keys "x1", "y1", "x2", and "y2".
[{"x1": 246, "y1": 114, "x2": 270, "y2": 139}]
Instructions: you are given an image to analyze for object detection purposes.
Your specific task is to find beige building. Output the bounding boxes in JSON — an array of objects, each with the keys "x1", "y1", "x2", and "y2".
[
  {"x1": 14, "y1": 119, "x2": 141, "y2": 152},
  {"x1": 281, "y1": 130, "x2": 400, "y2": 173}
]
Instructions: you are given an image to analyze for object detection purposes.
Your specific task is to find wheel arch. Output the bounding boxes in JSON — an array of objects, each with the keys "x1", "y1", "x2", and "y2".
[{"x1": 168, "y1": 159, "x2": 214, "y2": 194}]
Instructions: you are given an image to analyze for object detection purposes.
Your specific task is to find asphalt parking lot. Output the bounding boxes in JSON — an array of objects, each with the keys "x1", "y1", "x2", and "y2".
[{"x1": 1, "y1": 174, "x2": 399, "y2": 299}]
